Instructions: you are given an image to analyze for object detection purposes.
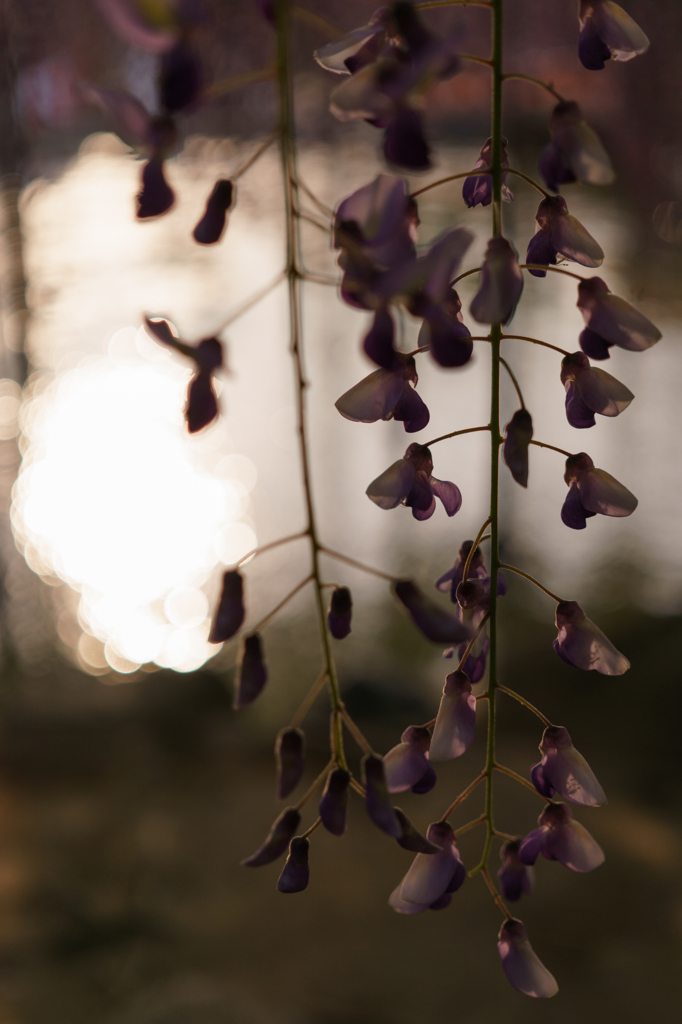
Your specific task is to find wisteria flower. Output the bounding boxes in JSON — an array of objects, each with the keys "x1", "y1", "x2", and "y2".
[
  {"x1": 553, "y1": 600, "x2": 630, "y2": 674},
  {"x1": 561, "y1": 452, "x2": 637, "y2": 530},
  {"x1": 314, "y1": 7, "x2": 394, "y2": 75},
  {"x1": 328, "y1": 587, "x2": 353, "y2": 639},
  {"x1": 193, "y1": 179, "x2": 234, "y2": 245},
  {"x1": 531, "y1": 726, "x2": 607, "y2": 807},
  {"x1": 362, "y1": 754, "x2": 402, "y2": 837},
  {"x1": 383, "y1": 725, "x2": 434, "y2": 793},
  {"x1": 539, "y1": 101, "x2": 614, "y2": 192},
  {"x1": 335, "y1": 355, "x2": 429, "y2": 432},
  {"x1": 389, "y1": 821, "x2": 466, "y2": 913},
  {"x1": 275, "y1": 728, "x2": 305, "y2": 800},
  {"x1": 503, "y1": 408, "x2": 533, "y2": 486},
  {"x1": 470, "y1": 237, "x2": 523, "y2": 325},
  {"x1": 277, "y1": 837, "x2": 310, "y2": 893},
  {"x1": 366, "y1": 443, "x2": 461, "y2": 520},
  {"x1": 234, "y1": 634, "x2": 268, "y2": 709},
  {"x1": 394, "y1": 580, "x2": 472, "y2": 645},
  {"x1": 394, "y1": 809, "x2": 440, "y2": 854},
  {"x1": 497, "y1": 919, "x2": 558, "y2": 998},
  {"x1": 526, "y1": 196, "x2": 604, "y2": 278},
  {"x1": 578, "y1": 0, "x2": 650, "y2": 71},
  {"x1": 435, "y1": 540, "x2": 487, "y2": 600},
  {"x1": 519, "y1": 802, "x2": 605, "y2": 873},
  {"x1": 429, "y1": 670, "x2": 476, "y2": 761},
  {"x1": 319, "y1": 768, "x2": 350, "y2": 836},
  {"x1": 209, "y1": 570, "x2": 245, "y2": 643},
  {"x1": 576, "y1": 277, "x2": 662, "y2": 360},
  {"x1": 560, "y1": 351, "x2": 633, "y2": 428},
  {"x1": 497, "y1": 841, "x2": 534, "y2": 902},
  {"x1": 436, "y1": 542, "x2": 503, "y2": 675},
  {"x1": 144, "y1": 317, "x2": 223, "y2": 432},
  {"x1": 242, "y1": 807, "x2": 301, "y2": 867},
  {"x1": 462, "y1": 137, "x2": 514, "y2": 208}
]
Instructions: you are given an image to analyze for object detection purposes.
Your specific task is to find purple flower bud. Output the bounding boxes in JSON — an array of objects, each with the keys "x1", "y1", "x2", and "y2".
[
  {"x1": 470, "y1": 237, "x2": 523, "y2": 325},
  {"x1": 144, "y1": 319, "x2": 223, "y2": 431},
  {"x1": 497, "y1": 919, "x2": 558, "y2": 998},
  {"x1": 391, "y1": 821, "x2": 464, "y2": 909},
  {"x1": 578, "y1": 0, "x2": 649, "y2": 71},
  {"x1": 561, "y1": 351, "x2": 633, "y2": 428},
  {"x1": 193, "y1": 179, "x2": 234, "y2": 245},
  {"x1": 275, "y1": 728, "x2": 306, "y2": 800},
  {"x1": 531, "y1": 726, "x2": 606, "y2": 807},
  {"x1": 234, "y1": 633, "x2": 268, "y2": 708},
  {"x1": 497, "y1": 841, "x2": 534, "y2": 902},
  {"x1": 328, "y1": 586, "x2": 353, "y2": 640},
  {"x1": 503, "y1": 408, "x2": 533, "y2": 487},
  {"x1": 462, "y1": 137, "x2": 514, "y2": 208},
  {"x1": 136, "y1": 158, "x2": 174, "y2": 218},
  {"x1": 393, "y1": 580, "x2": 472, "y2": 645},
  {"x1": 383, "y1": 725, "x2": 432, "y2": 793},
  {"x1": 363, "y1": 307, "x2": 399, "y2": 369},
  {"x1": 526, "y1": 195, "x2": 603, "y2": 278},
  {"x1": 429, "y1": 670, "x2": 477, "y2": 761},
  {"x1": 366, "y1": 443, "x2": 462, "y2": 521},
  {"x1": 319, "y1": 768, "x2": 350, "y2": 836},
  {"x1": 186, "y1": 370, "x2": 218, "y2": 433},
  {"x1": 539, "y1": 101, "x2": 614, "y2": 191},
  {"x1": 577, "y1": 277, "x2": 661, "y2": 359},
  {"x1": 435, "y1": 540, "x2": 487, "y2": 599},
  {"x1": 519, "y1": 802, "x2": 605, "y2": 873},
  {"x1": 159, "y1": 42, "x2": 203, "y2": 112},
  {"x1": 553, "y1": 600, "x2": 629, "y2": 674},
  {"x1": 383, "y1": 107, "x2": 431, "y2": 171},
  {"x1": 335, "y1": 357, "x2": 429, "y2": 433},
  {"x1": 242, "y1": 807, "x2": 301, "y2": 866},
  {"x1": 277, "y1": 837, "x2": 310, "y2": 893},
  {"x1": 362, "y1": 754, "x2": 401, "y2": 837},
  {"x1": 561, "y1": 451, "x2": 637, "y2": 529},
  {"x1": 209, "y1": 570, "x2": 245, "y2": 643},
  {"x1": 394, "y1": 807, "x2": 440, "y2": 854}
]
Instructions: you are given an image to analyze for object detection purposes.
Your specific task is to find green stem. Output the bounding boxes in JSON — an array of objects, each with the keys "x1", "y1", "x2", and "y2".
[
  {"x1": 529, "y1": 439, "x2": 572, "y2": 457},
  {"x1": 502, "y1": 71, "x2": 564, "y2": 102},
  {"x1": 276, "y1": 0, "x2": 347, "y2": 771},
  {"x1": 505, "y1": 167, "x2": 550, "y2": 198},
  {"x1": 499, "y1": 562, "x2": 565, "y2": 603},
  {"x1": 422, "y1": 424, "x2": 491, "y2": 447},
  {"x1": 499, "y1": 355, "x2": 525, "y2": 408},
  {"x1": 502, "y1": 333, "x2": 569, "y2": 356}
]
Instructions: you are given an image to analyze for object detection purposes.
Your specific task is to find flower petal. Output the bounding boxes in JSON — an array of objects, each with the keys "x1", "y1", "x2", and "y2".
[
  {"x1": 394, "y1": 580, "x2": 472, "y2": 644},
  {"x1": 593, "y1": 1, "x2": 650, "y2": 61},
  {"x1": 429, "y1": 670, "x2": 477, "y2": 760},
  {"x1": 503, "y1": 409, "x2": 533, "y2": 487},
  {"x1": 549, "y1": 819, "x2": 605, "y2": 872},
  {"x1": 383, "y1": 107, "x2": 431, "y2": 172},
  {"x1": 242, "y1": 807, "x2": 301, "y2": 867},
  {"x1": 565, "y1": 381, "x2": 596, "y2": 429},
  {"x1": 550, "y1": 214, "x2": 604, "y2": 267},
  {"x1": 498, "y1": 920, "x2": 559, "y2": 998},
  {"x1": 469, "y1": 237, "x2": 523, "y2": 325},
  {"x1": 554, "y1": 600, "x2": 630, "y2": 674},
  {"x1": 277, "y1": 837, "x2": 310, "y2": 893},
  {"x1": 393, "y1": 384, "x2": 431, "y2": 432},
  {"x1": 366, "y1": 458, "x2": 416, "y2": 509},
  {"x1": 576, "y1": 367, "x2": 633, "y2": 416},
  {"x1": 578, "y1": 467, "x2": 637, "y2": 517},
  {"x1": 398, "y1": 822, "x2": 459, "y2": 905},
  {"x1": 363, "y1": 755, "x2": 402, "y2": 837},
  {"x1": 209, "y1": 570, "x2": 245, "y2": 643},
  {"x1": 429, "y1": 476, "x2": 462, "y2": 516},
  {"x1": 335, "y1": 368, "x2": 404, "y2": 423}
]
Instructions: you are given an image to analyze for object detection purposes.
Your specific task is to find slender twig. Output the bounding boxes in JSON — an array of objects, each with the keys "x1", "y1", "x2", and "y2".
[
  {"x1": 497, "y1": 684, "x2": 553, "y2": 727},
  {"x1": 249, "y1": 575, "x2": 313, "y2": 633},
  {"x1": 503, "y1": 71, "x2": 564, "y2": 102},
  {"x1": 297, "y1": 210, "x2": 332, "y2": 234},
  {"x1": 422, "y1": 424, "x2": 491, "y2": 447},
  {"x1": 529, "y1": 439, "x2": 572, "y2": 457},
  {"x1": 505, "y1": 167, "x2": 550, "y2": 198},
  {"x1": 480, "y1": 866, "x2": 513, "y2": 919},
  {"x1": 520, "y1": 263, "x2": 585, "y2": 280},
  {"x1": 299, "y1": 271, "x2": 340, "y2": 286},
  {"x1": 217, "y1": 271, "x2": 287, "y2": 332},
  {"x1": 499, "y1": 562, "x2": 565, "y2": 603},
  {"x1": 292, "y1": 5, "x2": 343, "y2": 37},
  {"x1": 500, "y1": 356, "x2": 525, "y2": 408},
  {"x1": 295, "y1": 177, "x2": 334, "y2": 217},
  {"x1": 452, "y1": 266, "x2": 483, "y2": 286},
  {"x1": 457, "y1": 613, "x2": 490, "y2": 671},
  {"x1": 340, "y1": 707, "x2": 375, "y2": 756},
  {"x1": 232, "y1": 133, "x2": 278, "y2": 181},
  {"x1": 502, "y1": 333, "x2": 569, "y2": 356},
  {"x1": 233, "y1": 529, "x2": 307, "y2": 568},
  {"x1": 493, "y1": 829, "x2": 518, "y2": 842},
  {"x1": 462, "y1": 517, "x2": 492, "y2": 582},
  {"x1": 349, "y1": 777, "x2": 366, "y2": 798},
  {"x1": 455, "y1": 814, "x2": 487, "y2": 837},
  {"x1": 300, "y1": 816, "x2": 323, "y2": 839},
  {"x1": 460, "y1": 53, "x2": 494, "y2": 66},
  {"x1": 295, "y1": 759, "x2": 335, "y2": 811},
  {"x1": 439, "y1": 770, "x2": 487, "y2": 822},
  {"x1": 411, "y1": 168, "x2": 489, "y2": 198},
  {"x1": 494, "y1": 762, "x2": 552, "y2": 801},
  {"x1": 319, "y1": 546, "x2": 396, "y2": 583},
  {"x1": 206, "y1": 66, "x2": 276, "y2": 99},
  {"x1": 290, "y1": 668, "x2": 329, "y2": 729}
]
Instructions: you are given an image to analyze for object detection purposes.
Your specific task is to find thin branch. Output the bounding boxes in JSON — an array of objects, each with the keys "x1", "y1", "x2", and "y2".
[
  {"x1": 502, "y1": 333, "x2": 569, "y2": 356},
  {"x1": 299, "y1": 271, "x2": 340, "y2": 286},
  {"x1": 500, "y1": 356, "x2": 525, "y2": 408},
  {"x1": 292, "y1": 5, "x2": 344, "y2": 38},
  {"x1": 206, "y1": 66, "x2": 276, "y2": 99},
  {"x1": 455, "y1": 814, "x2": 487, "y2": 837},
  {"x1": 217, "y1": 271, "x2": 287, "y2": 332},
  {"x1": 340, "y1": 707, "x2": 375, "y2": 756},
  {"x1": 422, "y1": 424, "x2": 491, "y2": 447},
  {"x1": 411, "y1": 168, "x2": 489, "y2": 199},
  {"x1": 457, "y1": 613, "x2": 490, "y2": 671},
  {"x1": 250, "y1": 575, "x2": 313, "y2": 633},
  {"x1": 300, "y1": 816, "x2": 323, "y2": 839},
  {"x1": 460, "y1": 52, "x2": 494, "y2": 66},
  {"x1": 529, "y1": 439, "x2": 572, "y2": 457},
  {"x1": 505, "y1": 167, "x2": 550, "y2": 198},
  {"x1": 480, "y1": 867, "x2": 513, "y2": 919},
  {"x1": 233, "y1": 529, "x2": 307, "y2": 568},
  {"x1": 297, "y1": 209, "x2": 332, "y2": 234},
  {"x1": 452, "y1": 266, "x2": 483, "y2": 286},
  {"x1": 498, "y1": 562, "x2": 565, "y2": 603},
  {"x1": 497, "y1": 684, "x2": 553, "y2": 727},
  {"x1": 349, "y1": 777, "x2": 366, "y2": 798},
  {"x1": 290, "y1": 668, "x2": 329, "y2": 729},
  {"x1": 439, "y1": 770, "x2": 487, "y2": 822},
  {"x1": 503, "y1": 71, "x2": 564, "y2": 102},
  {"x1": 494, "y1": 762, "x2": 552, "y2": 800},
  {"x1": 462, "y1": 516, "x2": 492, "y2": 583},
  {"x1": 519, "y1": 263, "x2": 585, "y2": 281},
  {"x1": 232, "y1": 133, "x2": 278, "y2": 181},
  {"x1": 294, "y1": 177, "x2": 334, "y2": 217},
  {"x1": 319, "y1": 546, "x2": 396, "y2": 583},
  {"x1": 295, "y1": 759, "x2": 335, "y2": 811}
]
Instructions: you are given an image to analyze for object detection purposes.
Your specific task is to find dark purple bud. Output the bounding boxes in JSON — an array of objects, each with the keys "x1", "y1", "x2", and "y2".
[
  {"x1": 498, "y1": 919, "x2": 558, "y2": 998},
  {"x1": 503, "y1": 409, "x2": 533, "y2": 488},
  {"x1": 393, "y1": 580, "x2": 472, "y2": 644},
  {"x1": 193, "y1": 179, "x2": 234, "y2": 245},
  {"x1": 553, "y1": 600, "x2": 629, "y2": 674},
  {"x1": 277, "y1": 837, "x2": 310, "y2": 893},
  {"x1": 580, "y1": 326, "x2": 613, "y2": 360},
  {"x1": 186, "y1": 371, "x2": 218, "y2": 433},
  {"x1": 275, "y1": 728, "x2": 305, "y2": 800},
  {"x1": 328, "y1": 587, "x2": 352, "y2": 640},
  {"x1": 194, "y1": 337, "x2": 223, "y2": 372},
  {"x1": 362, "y1": 754, "x2": 401, "y2": 837},
  {"x1": 383, "y1": 108, "x2": 431, "y2": 172},
  {"x1": 319, "y1": 768, "x2": 350, "y2": 836},
  {"x1": 242, "y1": 807, "x2": 301, "y2": 866},
  {"x1": 209, "y1": 570, "x2": 245, "y2": 643},
  {"x1": 394, "y1": 808, "x2": 440, "y2": 854},
  {"x1": 233, "y1": 633, "x2": 267, "y2": 709},
  {"x1": 363, "y1": 307, "x2": 399, "y2": 369},
  {"x1": 498, "y1": 840, "x2": 534, "y2": 902},
  {"x1": 160, "y1": 42, "x2": 203, "y2": 112},
  {"x1": 136, "y1": 158, "x2": 174, "y2": 219}
]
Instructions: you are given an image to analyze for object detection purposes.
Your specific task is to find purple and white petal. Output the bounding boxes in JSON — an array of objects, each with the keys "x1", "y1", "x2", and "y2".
[
  {"x1": 591, "y1": 0, "x2": 650, "y2": 61},
  {"x1": 539, "y1": 726, "x2": 606, "y2": 808},
  {"x1": 554, "y1": 600, "x2": 630, "y2": 674},
  {"x1": 383, "y1": 725, "x2": 431, "y2": 792},
  {"x1": 576, "y1": 367, "x2": 633, "y2": 417},
  {"x1": 335, "y1": 368, "x2": 405, "y2": 423},
  {"x1": 548, "y1": 815, "x2": 605, "y2": 872},
  {"x1": 498, "y1": 920, "x2": 559, "y2": 998},
  {"x1": 578, "y1": 467, "x2": 637, "y2": 517},
  {"x1": 314, "y1": 18, "x2": 388, "y2": 74},
  {"x1": 366, "y1": 457, "x2": 416, "y2": 510},
  {"x1": 429, "y1": 670, "x2": 477, "y2": 760},
  {"x1": 550, "y1": 213, "x2": 604, "y2": 267}
]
